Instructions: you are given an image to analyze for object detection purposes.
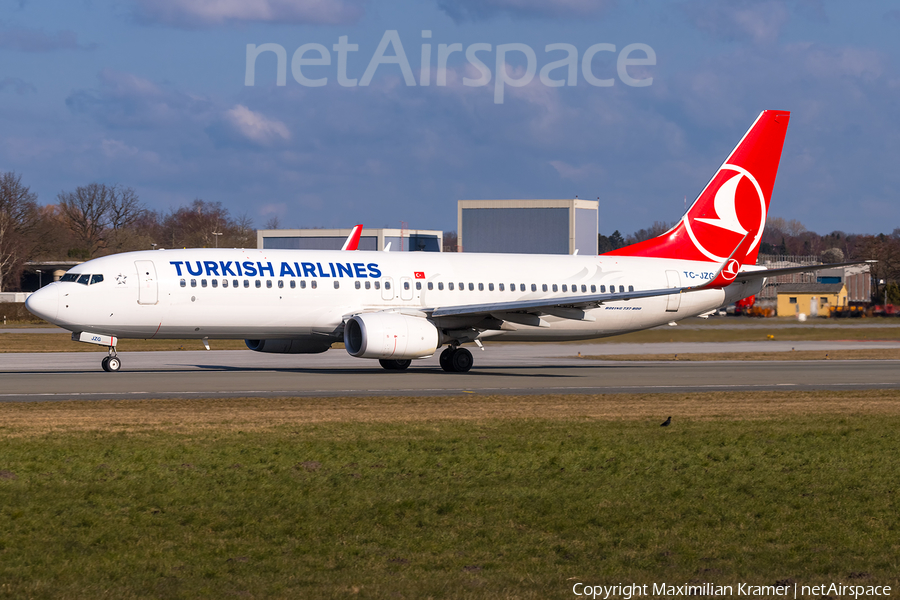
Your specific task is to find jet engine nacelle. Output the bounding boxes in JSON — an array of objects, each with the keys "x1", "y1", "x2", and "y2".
[
  {"x1": 245, "y1": 338, "x2": 332, "y2": 354},
  {"x1": 344, "y1": 312, "x2": 439, "y2": 359}
]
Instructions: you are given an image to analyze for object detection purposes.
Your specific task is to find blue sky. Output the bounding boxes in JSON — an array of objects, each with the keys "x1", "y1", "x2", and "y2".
[{"x1": 2, "y1": 0, "x2": 899, "y2": 237}]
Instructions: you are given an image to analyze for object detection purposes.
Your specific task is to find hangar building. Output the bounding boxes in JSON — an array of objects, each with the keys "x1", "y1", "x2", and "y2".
[
  {"x1": 458, "y1": 199, "x2": 599, "y2": 255},
  {"x1": 258, "y1": 228, "x2": 443, "y2": 252}
]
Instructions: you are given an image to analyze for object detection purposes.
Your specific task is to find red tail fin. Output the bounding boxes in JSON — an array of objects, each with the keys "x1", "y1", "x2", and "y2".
[{"x1": 606, "y1": 110, "x2": 790, "y2": 265}]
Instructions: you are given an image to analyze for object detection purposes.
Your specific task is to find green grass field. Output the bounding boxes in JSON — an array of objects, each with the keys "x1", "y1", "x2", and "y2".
[{"x1": 1, "y1": 393, "x2": 899, "y2": 599}]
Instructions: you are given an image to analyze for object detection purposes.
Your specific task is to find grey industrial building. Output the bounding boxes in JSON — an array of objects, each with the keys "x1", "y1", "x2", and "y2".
[
  {"x1": 458, "y1": 199, "x2": 599, "y2": 255},
  {"x1": 258, "y1": 228, "x2": 443, "y2": 252}
]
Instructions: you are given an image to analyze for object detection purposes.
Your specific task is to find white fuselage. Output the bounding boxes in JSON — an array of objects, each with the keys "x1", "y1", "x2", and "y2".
[{"x1": 29, "y1": 248, "x2": 761, "y2": 343}]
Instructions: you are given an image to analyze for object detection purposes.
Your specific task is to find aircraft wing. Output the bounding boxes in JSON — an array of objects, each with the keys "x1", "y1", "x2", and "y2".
[
  {"x1": 429, "y1": 260, "x2": 874, "y2": 323},
  {"x1": 429, "y1": 285, "x2": 692, "y2": 322},
  {"x1": 735, "y1": 260, "x2": 874, "y2": 280}
]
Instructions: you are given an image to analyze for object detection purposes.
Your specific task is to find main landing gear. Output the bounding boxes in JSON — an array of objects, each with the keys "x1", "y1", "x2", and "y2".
[
  {"x1": 440, "y1": 346, "x2": 473, "y2": 373},
  {"x1": 101, "y1": 348, "x2": 121, "y2": 372}
]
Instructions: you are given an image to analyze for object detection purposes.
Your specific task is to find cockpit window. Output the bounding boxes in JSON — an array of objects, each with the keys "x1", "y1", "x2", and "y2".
[
  {"x1": 77, "y1": 274, "x2": 90, "y2": 285},
  {"x1": 90, "y1": 274, "x2": 104, "y2": 285},
  {"x1": 60, "y1": 273, "x2": 79, "y2": 283}
]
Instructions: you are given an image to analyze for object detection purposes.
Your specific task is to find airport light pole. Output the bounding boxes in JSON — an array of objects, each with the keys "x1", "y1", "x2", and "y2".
[
  {"x1": 36, "y1": 269, "x2": 41, "y2": 289},
  {"x1": 212, "y1": 231, "x2": 223, "y2": 248}
]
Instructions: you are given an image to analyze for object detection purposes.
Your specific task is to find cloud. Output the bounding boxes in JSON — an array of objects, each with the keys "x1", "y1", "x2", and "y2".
[
  {"x1": 216, "y1": 104, "x2": 292, "y2": 146},
  {"x1": 132, "y1": 0, "x2": 367, "y2": 27},
  {"x1": 679, "y1": 0, "x2": 790, "y2": 44},
  {"x1": 437, "y1": 0, "x2": 615, "y2": 22},
  {"x1": 0, "y1": 23, "x2": 95, "y2": 52},
  {"x1": 66, "y1": 68, "x2": 212, "y2": 129},
  {"x1": 0, "y1": 77, "x2": 36, "y2": 94}
]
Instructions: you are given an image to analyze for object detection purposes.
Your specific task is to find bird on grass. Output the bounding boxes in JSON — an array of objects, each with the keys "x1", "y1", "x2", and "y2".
[{"x1": 660, "y1": 416, "x2": 672, "y2": 427}]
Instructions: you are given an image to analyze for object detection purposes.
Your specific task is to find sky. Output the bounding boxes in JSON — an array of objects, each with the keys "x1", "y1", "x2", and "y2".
[{"x1": 1, "y1": 0, "x2": 899, "y2": 237}]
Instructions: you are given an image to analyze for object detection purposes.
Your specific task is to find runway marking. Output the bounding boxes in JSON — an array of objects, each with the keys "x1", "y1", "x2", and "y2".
[{"x1": 2, "y1": 382, "x2": 899, "y2": 400}]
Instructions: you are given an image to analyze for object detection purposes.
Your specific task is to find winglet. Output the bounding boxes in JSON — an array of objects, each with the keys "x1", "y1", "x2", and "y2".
[
  {"x1": 341, "y1": 224, "x2": 363, "y2": 251},
  {"x1": 692, "y1": 231, "x2": 754, "y2": 290}
]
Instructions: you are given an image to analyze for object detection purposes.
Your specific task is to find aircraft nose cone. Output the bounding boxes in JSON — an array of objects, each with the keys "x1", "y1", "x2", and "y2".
[{"x1": 25, "y1": 285, "x2": 59, "y2": 322}]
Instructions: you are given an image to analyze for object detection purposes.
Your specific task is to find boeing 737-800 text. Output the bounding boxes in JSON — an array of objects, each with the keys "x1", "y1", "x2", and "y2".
[{"x1": 25, "y1": 110, "x2": 860, "y2": 372}]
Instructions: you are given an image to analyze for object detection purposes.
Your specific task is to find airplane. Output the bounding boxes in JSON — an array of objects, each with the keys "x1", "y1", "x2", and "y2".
[{"x1": 25, "y1": 109, "x2": 864, "y2": 373}]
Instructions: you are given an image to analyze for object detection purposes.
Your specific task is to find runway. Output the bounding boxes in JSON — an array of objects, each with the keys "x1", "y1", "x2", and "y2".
[{"x1": 3, "y1": 343, "x2": 900, "y2": 402}]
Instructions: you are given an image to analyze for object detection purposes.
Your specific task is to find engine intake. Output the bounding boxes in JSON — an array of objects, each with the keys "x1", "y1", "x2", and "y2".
[
  {"x1": 245, "y1": 338, "x2": 332, "y2": 354},
  {"x1": 344, "y1": 313, "x2": 439, "y2": 359}
]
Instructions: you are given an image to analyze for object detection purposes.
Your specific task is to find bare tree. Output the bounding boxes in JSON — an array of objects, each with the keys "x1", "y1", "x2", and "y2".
[
  {"x1": 0, "y1": 172, "x2": 39, "y2": 291},
  {"x1": 106, "y1": 186, "x2": 144, "y2": 253},
  {"x1": 235, "y1": 212, "x2": 254, "y2": 248},
  {"x1": 265, "y1": 215, "x2": 281, "y2": 230},
  {"x1": 58, "y1": 183, "x2": 145, "y2": 257}
]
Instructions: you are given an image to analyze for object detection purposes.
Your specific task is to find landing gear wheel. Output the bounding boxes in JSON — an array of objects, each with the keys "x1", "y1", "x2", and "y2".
[
  {"x1": 379, "y1": 359, "x2": 411, "y2": 371},
  {"x1": 106, "y1": 356, "x2": 121, "y2": 372},
  {"x1": 439, "y1": 347, "x2": 455, "y2": 372},
  {"x1": 101, "y1": 356, "x2": 110, "y2": 372},
  {"x1": 450, "y1": 348, "x2": 473, "y2": 373}
]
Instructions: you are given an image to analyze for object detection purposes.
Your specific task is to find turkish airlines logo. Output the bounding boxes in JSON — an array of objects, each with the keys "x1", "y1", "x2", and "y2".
[
  {"x1": 721, "y1": 258, "x2": 741, "y2": 282},
  {"x1": 683, "y1": 164, "x2": 766, "y2": 262}
]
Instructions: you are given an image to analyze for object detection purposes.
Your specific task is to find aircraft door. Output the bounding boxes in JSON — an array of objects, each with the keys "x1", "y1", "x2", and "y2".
[
  {"x1": 400, "y1": 277, "x2": 413, "y2": 301},
  {"x1": 665, "y1": 270, "x2": 681, "y2": 312},
  {"x1": 135, "y1": 260, "x2": 158, "y2": 305},
  {"x1": 381, "y1": 277, "x2": 394, "y2": 301}
]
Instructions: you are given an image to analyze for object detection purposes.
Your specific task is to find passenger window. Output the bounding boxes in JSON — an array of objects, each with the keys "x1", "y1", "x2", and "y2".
[
  {"x1": 300, "y1": 280, "x2": 306, "y2": 289},
  {"x1": 243, "y1": 280, "x2": 249, "y2": 288},
  {"x1": 581, "y1": 285, "x2": 587, "y2": 292},
  {"x1": 278, "y1": 280, "x2": 284, "y2": 289},
  {"x1": 191, "y1": 279, "x2": 197, "y2": 288},
  {"x1": 222, "y1": 280, "x2": 228, "y2": 288},
  {"x1": 233, "y1": 280, "x2": 239, "y2": 288},
  {"x1": 619, "y1": 285, "x2": 624, "y2": 293},
  {"x1": 562, "y1": 284, "x2": 567, "y2": 292},
  {"x1": 365, "y1": 281, "x2": 371, "y2": 289},
  {"x1": 90, "y1": 274, "x2": 104, "y2": 285},
  {"x1": 211, "y1": 279, "x2": 218, "y2": 288},
  {"x1": 459, "y1": 282, "x2": 464, "y2": 290},
  {"x1": 201, "y1": 279, "x2": 207, "y2": 288},
  {"x1": 374, "y1": 281, "x2": 380, "y2": 290},
  {"x1": 499, "y1": 283, "x2": 504, "y2": 291},
  {"x1": 448, "y1": 282, "x2": 454, "y2": 291},
  {"x1": 488, "y1": 283, "x2": 494, "y2": 291},
  {"x1": 266, "y1": 280, "x2": 272, "y2": 289},
  {"x1": 290, "y1": 280, "x2": 296, "y2": 289},
  {"x1": 180, "y1": 279, "x2": 186, "y2": 288},
  {"x1": 601, "y1": 285, "x2": 606, "y2": 293},
  {"x1": 334, "y1": 281, "x2": 339, "y2": 289},
  {"x1": 541, "y1": 284, "x2": 547, "y2": 292},
  {"x1": 628, "y1": 285, "x2": 634, "y2": 292},
  {"x1": 469, "y1": 283, "x2": 474, "y2": 291},
  {"x1": 520, "y1": 284, "x2": 526, "y2": 292},
  {"x1": 385, "y1": 281, "x2": 391, "y2": 290},
  {"x1": 552, "y1": 284, "x2": 557, "y2": 292},
  {"x1": 531, "y1": 284, "x2": 537, "y2": 292},
  {"x1": 427, "y1": 282, "x2": 433, "y2": 291},
  {"x1": 438, "y1": 282, "x2": 444, "y2": 290},
  {"x1": 355, "y1": 281, "x2": 361, "y2": 289},
  {"x1": 416, "y1": 282, "x2": 422, "y2": 290},
  {"x1": 591, "y1": 285, "x2": 596, "y2": 293},
  {"x1": 478, "y1": 283, "x2": 484, "y2": 291},
  {"x1": 311, "y1": 281, "x2": 317, "y2": 289},
  {"x1": 255, "y1": 280, "x2": 261, "y2": 288},
  {"x1": 404, "y1": 281, "x2": 410, "y2": 290},
  {"x1": 77, "y1": 274, "x2": 90, "y2": 285}
]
